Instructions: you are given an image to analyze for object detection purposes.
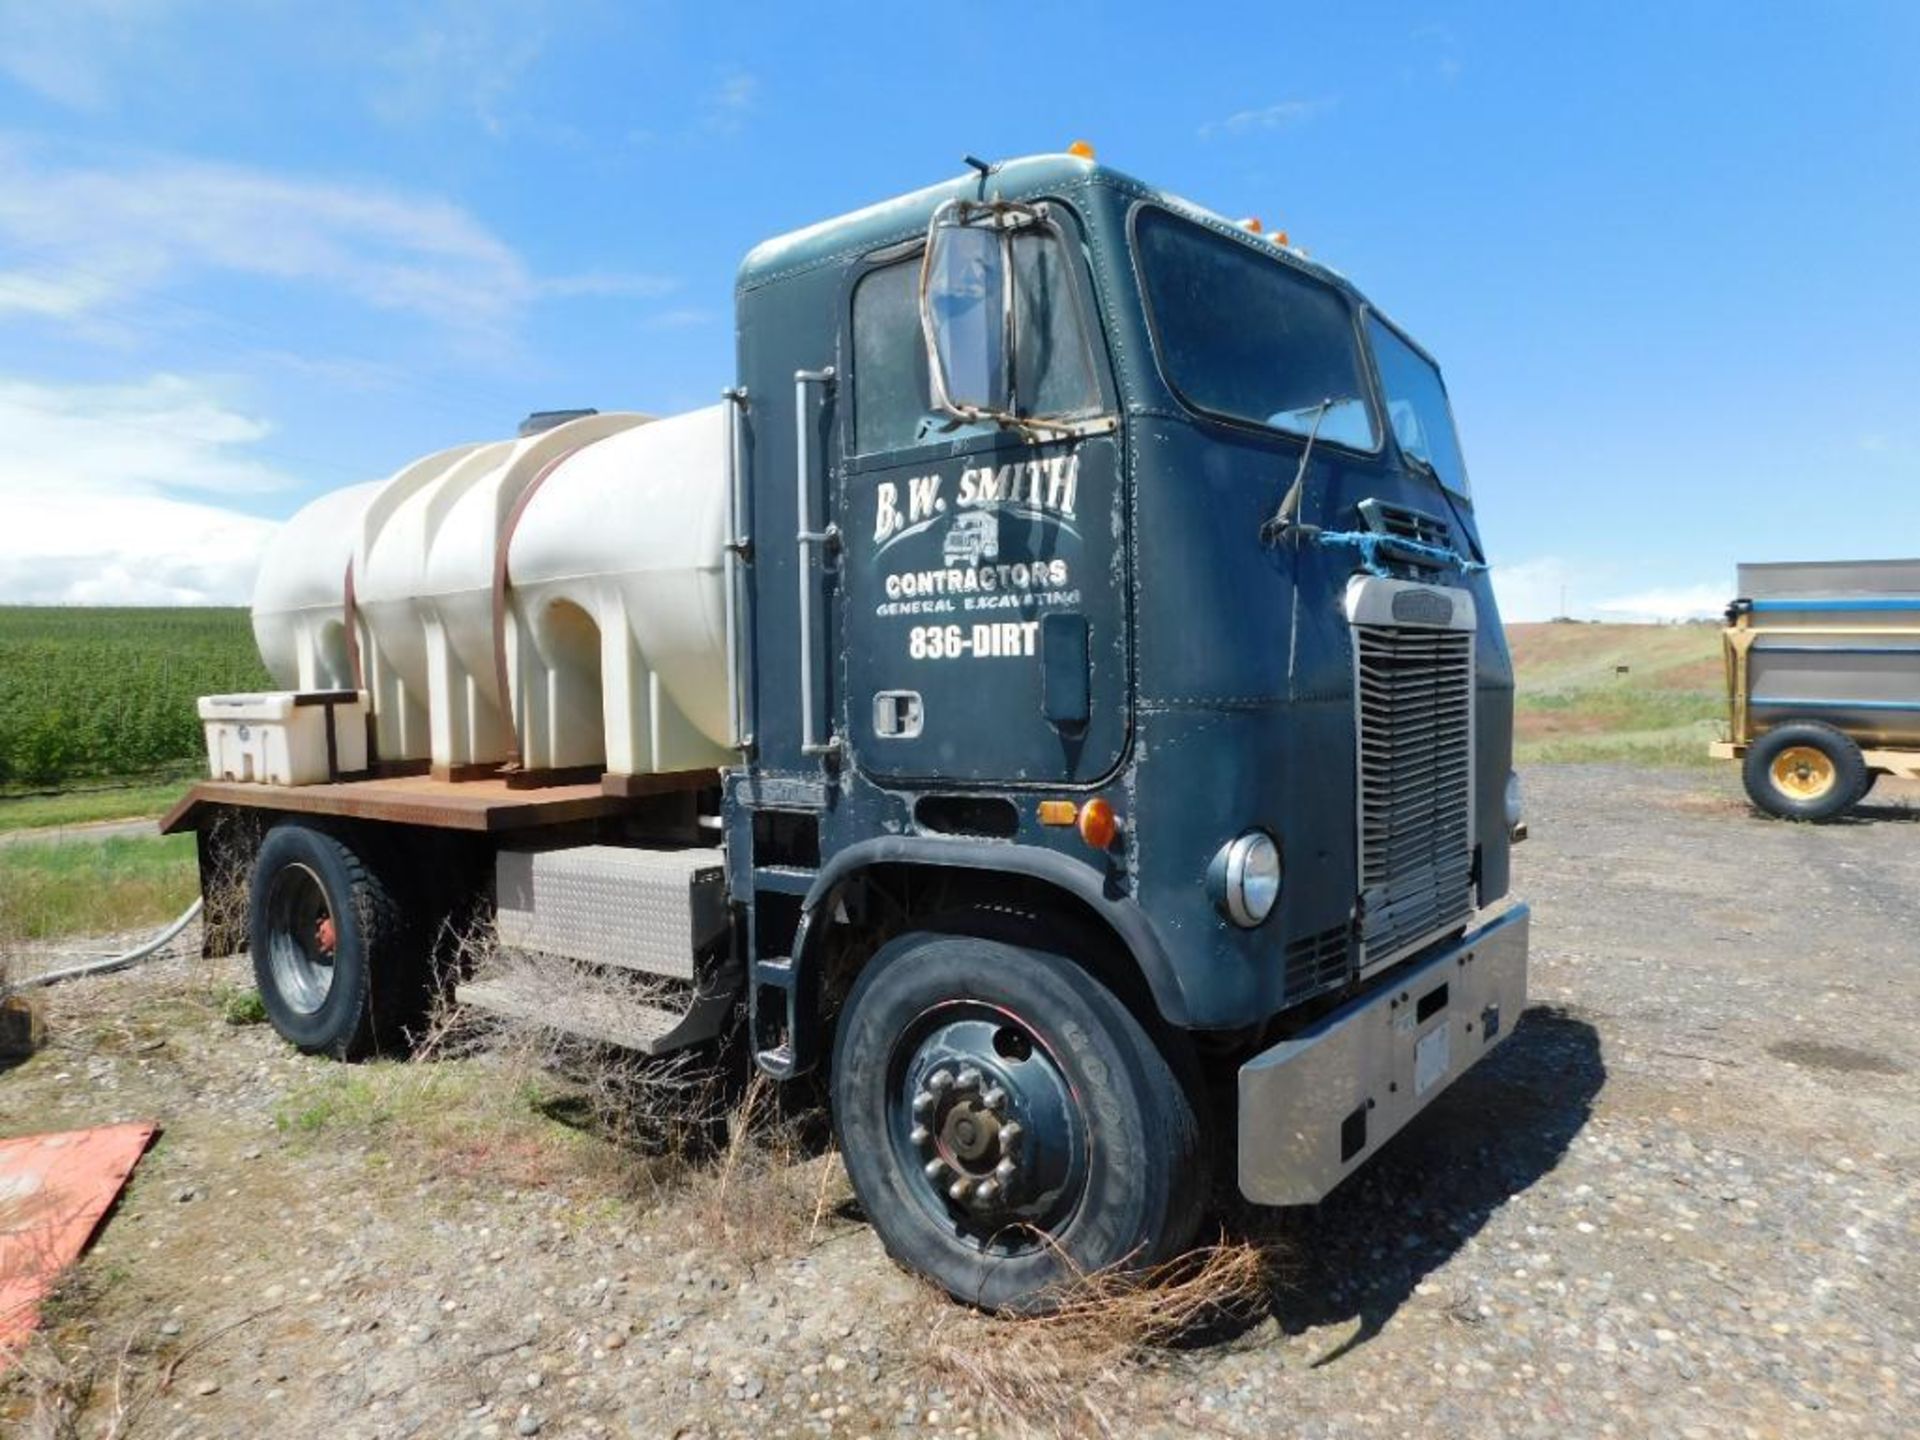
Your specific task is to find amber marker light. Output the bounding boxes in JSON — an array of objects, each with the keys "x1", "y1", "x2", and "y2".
[
  {"x1": 1037, "y1": 800, "x2": 1078, "y2": 827},
  {"x1": 1077, "y1": 798, "x2": 1119, "y2": 851},
  {"x1": 1067, "y1": 139, "x2": 1096, "y2": 159}
]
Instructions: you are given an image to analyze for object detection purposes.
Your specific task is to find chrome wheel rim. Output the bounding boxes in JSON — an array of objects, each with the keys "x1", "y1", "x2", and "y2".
[
  {"x1": 265, "y1": 862, "x2": 337, "y2": 1014},
  {"x1": 889, "y1": 1003, "x2": 1087, "y2": 1253}
]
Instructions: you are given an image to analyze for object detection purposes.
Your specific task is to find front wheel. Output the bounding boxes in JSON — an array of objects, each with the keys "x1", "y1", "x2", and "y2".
[
  {"x1": 1742, "y1": 721, "x2": 1868, "y2": 822},
  {"x1": 831, "y1": 927, "x2": 1208, "y2": 1313}
]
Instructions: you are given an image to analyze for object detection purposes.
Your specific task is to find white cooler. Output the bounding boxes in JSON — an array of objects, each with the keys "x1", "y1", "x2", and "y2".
[{"x1": 198, "y1": 691, "x2": 370, "y2": 786}]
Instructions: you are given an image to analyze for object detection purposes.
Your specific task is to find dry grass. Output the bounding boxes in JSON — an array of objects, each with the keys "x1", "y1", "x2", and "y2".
[
  {"x1": 923, "y1": 1237, "x2": 1281, "y2": 1439},
  {"x1": 402, "y1": 921, "x2": 848, "y2": 1262}
]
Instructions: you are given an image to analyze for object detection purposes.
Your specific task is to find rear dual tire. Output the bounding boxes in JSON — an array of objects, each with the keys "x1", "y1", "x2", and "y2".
[
  {"x1": 248, "y1": 822, "x2": 421, "y2": 1058},
  {"x1": 1741, "y1": 721, "x2": 1869, "y2": 822}
]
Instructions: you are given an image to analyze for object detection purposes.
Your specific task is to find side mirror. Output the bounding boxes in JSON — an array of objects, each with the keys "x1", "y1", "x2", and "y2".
[{"x1": 921, "y1": 206, "x2": 1009, "y2": 419}]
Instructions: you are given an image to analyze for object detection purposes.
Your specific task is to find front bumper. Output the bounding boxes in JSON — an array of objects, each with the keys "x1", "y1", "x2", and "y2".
[{"x1": 1237, "y1": 903, "x2": 1529, "y2": 1205}]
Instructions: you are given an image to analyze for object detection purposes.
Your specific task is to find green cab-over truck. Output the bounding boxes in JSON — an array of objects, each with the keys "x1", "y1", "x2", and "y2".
[{"x1": 166, "y1": 150, "x2": 1531, "y2": 1311}]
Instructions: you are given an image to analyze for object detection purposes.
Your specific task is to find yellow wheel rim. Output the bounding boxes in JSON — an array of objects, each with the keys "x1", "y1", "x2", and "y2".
[{"x1": 1771, "y1": 746, "x2": 1836, "y2": 800}]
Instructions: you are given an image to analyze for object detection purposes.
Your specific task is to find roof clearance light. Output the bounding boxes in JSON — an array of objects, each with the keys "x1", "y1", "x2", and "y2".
[
  {"x1": 1274, "y1": 230, "x2": 1291, "y2": 246},
  {"x1": 1239, "y1": 217, "x2": 1263, "y2": 233},
  {"x1": 1077, "y1": 798, "x2": 1119, "y2": 851},
  {"x1": 1067, "y1": 139, "x2": 1096, "y2": 160}
]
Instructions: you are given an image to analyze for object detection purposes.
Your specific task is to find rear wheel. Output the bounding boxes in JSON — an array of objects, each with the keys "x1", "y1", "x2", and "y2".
[
  {"x1": 1742, "y1": 721, "x2": 1868, "y2": 822},
  {"x1": 248, "y1": 823, "x2": 417, "y2": 1058},
  {"x1": 831, "y1": 927, "x2": 1208, "y2": 1313}
]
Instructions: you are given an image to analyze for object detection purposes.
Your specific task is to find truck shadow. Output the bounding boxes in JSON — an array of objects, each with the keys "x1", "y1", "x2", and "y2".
[
  {"x1": 1832, "y1": 801, "x2": 1920, "y2": 824},
  {"x1": 1225, "y1": 1003, "x2": 1605, "y2": 1365}
]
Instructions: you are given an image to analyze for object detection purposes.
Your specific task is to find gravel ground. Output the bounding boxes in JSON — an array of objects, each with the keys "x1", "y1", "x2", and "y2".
[{"x1": 3, "y1": 762, "x2": 1916, "y2": 1438}]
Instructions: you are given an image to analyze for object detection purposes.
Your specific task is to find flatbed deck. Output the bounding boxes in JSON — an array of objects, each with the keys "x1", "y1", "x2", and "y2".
[{"x1": 160, "y1": 771, "x2": 714, "y2": 836}]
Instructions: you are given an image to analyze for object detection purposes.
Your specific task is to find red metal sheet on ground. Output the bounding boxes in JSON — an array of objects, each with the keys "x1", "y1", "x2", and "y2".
[{"x1": 0, "y1": 1122, "x2": 155, "y2": 1363}]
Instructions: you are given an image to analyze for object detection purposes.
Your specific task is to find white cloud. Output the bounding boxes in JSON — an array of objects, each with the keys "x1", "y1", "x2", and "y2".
[
  {"x1": 370, "y1": 4, "x2": 548, "y2": 135},
  {"x1": 0, "y1": 0, "x2": 168, "y2": 111},
  {"x1": 1490, "y1": 555, "x2": 1577, "y2": 623},
  {"x1": 0, "y1": 374, "x2": 289, "y2": 604},
  {"x1": 1592, "y1": 584, "x2": 1727, "y2": 623},
  {"x1": 1492, "y1": 556, "x2": 1728, "y2": 623},
  {"x1": 0, "y1": 139, "x2": 676, "y2": 340},
  {"x1": 1198, "y1": 98, "x2": 1334, "y2": 141},
  {"x1": 702, "y1": 71, "x2": 757, "y2": 135}
]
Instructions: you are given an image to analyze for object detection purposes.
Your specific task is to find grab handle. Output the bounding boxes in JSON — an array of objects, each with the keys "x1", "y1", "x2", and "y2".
[{"x1": 794, "y1": 367, "x2": 839, "y2": 759}]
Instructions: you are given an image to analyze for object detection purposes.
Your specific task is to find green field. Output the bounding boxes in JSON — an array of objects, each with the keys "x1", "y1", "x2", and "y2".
[
  {"x1": 0, "y1": 606, "x2": 268, "y2": 790},
  {"x1": 0, "y1": 832, "x2": 199, "y2": 947},
  {"x1": 1508, "y1": 621, "x2": 1725, "y2": 767}
]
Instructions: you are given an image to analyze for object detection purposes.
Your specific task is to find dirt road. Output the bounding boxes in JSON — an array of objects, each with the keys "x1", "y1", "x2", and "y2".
[{"x1": 4, "y1": 763, "x2": 1916, "y2": 1438}]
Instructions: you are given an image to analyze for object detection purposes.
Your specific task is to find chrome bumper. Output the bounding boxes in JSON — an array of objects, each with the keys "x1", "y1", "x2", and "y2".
[{"x1": 1237, "y1": 904, "x2": 1529, "y2": 1205}]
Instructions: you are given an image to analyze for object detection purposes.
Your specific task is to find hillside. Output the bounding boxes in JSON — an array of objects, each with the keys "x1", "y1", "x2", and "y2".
[{"x1": 1507, "y1": 621, "x2": 1724, "y2": 767}]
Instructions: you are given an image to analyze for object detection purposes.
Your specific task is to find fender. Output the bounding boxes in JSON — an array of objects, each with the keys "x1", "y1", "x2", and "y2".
[{"x1": 794, "y1": 835, "x2": 1192, "y2": 1027}]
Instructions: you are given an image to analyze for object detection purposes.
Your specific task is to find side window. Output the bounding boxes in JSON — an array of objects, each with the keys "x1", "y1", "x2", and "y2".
[
  {"x1": 1010, "y1": 229, "x2": 1099, "y2": 420},
  {"x1": 852, "y1": 259, "x2": 929, "y2": 454},
  {"x1": 852, "y1": 227, "x2": 1100, "y2": 455}
]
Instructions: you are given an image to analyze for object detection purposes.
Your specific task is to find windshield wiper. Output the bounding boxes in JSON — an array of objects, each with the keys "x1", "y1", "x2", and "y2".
[{"x1": 1260, "y1": 395, "x2": 1346, "y2": 543}]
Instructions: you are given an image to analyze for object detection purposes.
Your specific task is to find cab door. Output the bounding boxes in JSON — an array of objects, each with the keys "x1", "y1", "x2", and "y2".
[{"x1": 837, "y1": 214, "x2": 1129, "y2": 787}]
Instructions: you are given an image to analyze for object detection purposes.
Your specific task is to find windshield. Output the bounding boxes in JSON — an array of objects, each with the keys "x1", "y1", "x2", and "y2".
[
  {"x1": 1134, "y1": 208, "x2": 1375, "y2": 449},
  {"x1": 1366, "y1": 315, "x2": 1470, "y2": 500}
]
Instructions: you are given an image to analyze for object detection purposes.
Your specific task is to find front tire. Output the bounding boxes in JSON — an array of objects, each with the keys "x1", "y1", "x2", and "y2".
[
  {"x1": 248, "y1": 823, "x2": 416, "y2": 1058},
  {"x1": 831, "y1": 927, "x2": 1208, "y2": 1313},
  {"x1": 1742, "y1": 720, "x2": 1868, "y2": 822}
]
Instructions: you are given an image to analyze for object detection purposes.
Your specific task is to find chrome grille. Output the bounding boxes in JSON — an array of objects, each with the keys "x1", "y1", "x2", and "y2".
[
  {"x1": 1354, "y1": 622, "x2": 1474, "y2": 968},
  {"x1": 1284, "y1": 923, "x2": 1352, "y2": 1000}
]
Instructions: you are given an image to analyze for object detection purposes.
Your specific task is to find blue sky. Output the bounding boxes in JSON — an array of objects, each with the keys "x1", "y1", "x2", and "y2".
[{"x1": 1, "y1": 1, "x2": 1914, "y2": 617}]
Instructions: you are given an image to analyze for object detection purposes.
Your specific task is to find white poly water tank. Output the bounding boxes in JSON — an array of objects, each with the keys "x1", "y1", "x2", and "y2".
[
  {"x1": 352, "y1": 412, "x2": 647, "y2": 770},
  {"x1": 253, "y1": 480, "x2": 386, "y2": 692},
  {"x1": 249, "y1": 407, "x2": 732, "y2": 782},
  {"x1": 507, "y1": 406, "x2": 733, "y2": 776}
]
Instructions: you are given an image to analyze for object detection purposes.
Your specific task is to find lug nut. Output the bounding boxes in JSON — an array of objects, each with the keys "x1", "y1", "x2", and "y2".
[
  {"x1": 981, "y1": 1085, "x2": 1006, "y2": 1112},
  {"x1": 999, "y1": 1121, "x2": 1023, "y2": 1151},
  {"x1": 973, "y1": 1178, "x2": 1000, "y2": 1206},
  {"x1": 994, "y1": 1157, "x2": 1016, "y2": 1182},
  {"x1": 923, "y1": 1159, "x2": 946, "y2": 1181},
  {"x1": 948, "y1": 1177, "x2": 974, "y2": 1202},
  {"x1": 927, "y1": 1070, "x2": 954, "y2": 1094},
  {"x1": 956, "y1": 1066, "x2": 982, "y2": 1090},
  {"x1": 911, "y1": 1090, "x2": 936, "y2": 1116},
  {"x1": 909, "y1": 1124, "x2": 931, "y2": 1148}
]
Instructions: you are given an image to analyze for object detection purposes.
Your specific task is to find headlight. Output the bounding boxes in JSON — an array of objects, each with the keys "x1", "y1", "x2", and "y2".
[
  {"x1": 1505, "y1": 771, "x2": 1528, "y2": 841},
  {"x1": 1212, "y1": 831, "x2": 1281, "y2": 928}
]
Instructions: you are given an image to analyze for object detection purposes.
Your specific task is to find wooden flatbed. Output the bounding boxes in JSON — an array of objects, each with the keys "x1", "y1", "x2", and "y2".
[{"x1": 160, "y1": 770, "x2": 715, "y2": 836}]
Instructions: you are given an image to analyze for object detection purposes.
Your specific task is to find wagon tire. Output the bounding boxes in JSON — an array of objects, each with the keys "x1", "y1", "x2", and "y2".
[
  {"x1": 1741, "y1": 721, "x2": 1868, "y2": 822},
  {"x1": 248, "y1": 823, "x2": 419, "y2": 1058},
  {"x1": 831, "y1": 928, "x2": 1209, "y2": 1314}
]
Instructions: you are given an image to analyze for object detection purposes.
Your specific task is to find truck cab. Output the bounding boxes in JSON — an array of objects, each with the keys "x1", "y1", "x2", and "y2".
[
  {"x1": 170, "y1": 151, "x2": 1528, "y2": 1313},
  {"x1": 725, "y1": 153, "x2": 1527, "y2": 1299}
]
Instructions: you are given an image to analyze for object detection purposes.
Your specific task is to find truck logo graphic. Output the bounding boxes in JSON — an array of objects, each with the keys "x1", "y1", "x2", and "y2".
[{"x1": 942, "y1": 511, "x2": 1000, "y2": 566}]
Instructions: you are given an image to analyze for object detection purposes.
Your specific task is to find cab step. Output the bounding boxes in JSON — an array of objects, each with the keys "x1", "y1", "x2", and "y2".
[{"x1": 455, "y1": 973, "x2": 736, "y2": 1056}]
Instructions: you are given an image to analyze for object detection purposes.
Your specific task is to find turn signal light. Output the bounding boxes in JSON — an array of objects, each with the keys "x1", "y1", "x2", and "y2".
[
  {"x1": 1067, "y1": 139, "x2": 1096, "y2": 160},
  {"x1": 1077, "y1": 797, "x2": 1119, "y2": 850}
]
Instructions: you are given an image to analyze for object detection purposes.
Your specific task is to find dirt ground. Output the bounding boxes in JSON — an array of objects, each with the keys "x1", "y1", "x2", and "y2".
[{"x1": 4, "y1": 762, "x2": 1916, "y2": 1439}]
